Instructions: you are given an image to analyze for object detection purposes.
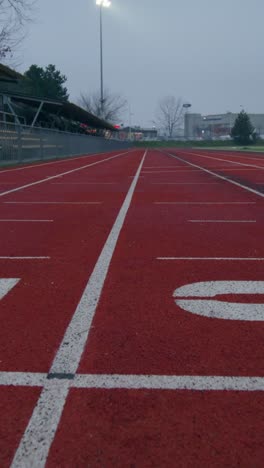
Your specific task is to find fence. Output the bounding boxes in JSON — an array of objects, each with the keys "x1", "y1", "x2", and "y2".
[{"x1": 0, "y1": 122, "x2": 130, "y2": 165}]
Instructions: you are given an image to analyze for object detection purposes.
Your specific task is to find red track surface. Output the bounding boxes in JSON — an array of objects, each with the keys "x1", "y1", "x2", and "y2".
[{"x1": 0, "y1": 148, "x2": 264, "y2": 467}]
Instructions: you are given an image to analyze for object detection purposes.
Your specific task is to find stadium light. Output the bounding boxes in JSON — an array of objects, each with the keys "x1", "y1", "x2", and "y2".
[
  {"x1": 96, "y1": 0, "x2": 111, "y2": 7},
  {"x1": 96, "y1": 0, "x2": 112, "y2": 117}
]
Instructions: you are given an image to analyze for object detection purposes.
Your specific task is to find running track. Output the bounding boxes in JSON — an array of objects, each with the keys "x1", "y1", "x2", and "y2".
[{"x1": 0, "y1": 147, "x2": 264, "y2": 466}]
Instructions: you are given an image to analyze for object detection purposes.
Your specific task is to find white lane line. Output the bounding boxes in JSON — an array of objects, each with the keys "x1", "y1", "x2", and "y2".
[
  {"x1": 204, "y1": 150, "x2": 264, "y2": 162},
  {"x1": 0, "y1": 150, "x2": 132, "y2": 198},
  {"x1": 212, "y1": 168, "x2": 261, "y2": 171},
  {"x1": 0, "y1": 156, "x2": 89, "y2": 175},
  {"x1": 142, "y1": 170, "x2": 202, "y2": 173},
  {"x1": 157, "y1": 257, "x2": 264, "y2": 261},
  {"x1": 51, "y1": 151, "x2": 147, "y2": 374},
  {"x1": 11, "y1": 150, "x2": 147, "y2": 468},
  {"x1": 1, "y1": 372, "x2": 264, "y2": 392},
  {"x1": 164, "y1": 152, "x2": 264, "y2": 200},
  {"x1": 183, "y1": 150, "x2": 264, "y2": 170},
  {"x1": 189, "y1": 220, "x2": 256, "y2": 223},
  {"x1": 175, "y1": 167, "x2": 262, "y2": 172},
  {"x1": 0, "y1": 257, "x2": 50, "y2": 260},
  {"x1": 0, "y1": 219, "x2": 53, "y2": 222},
  {"x1": 0, "y1": 372, "x2": 47, "y2": 386},
  {"x1": 0, "y1": 150, "x2": 124, "y2": 174},
  {"x1": 144, "y1": 166, "x2": 183, "y2": 169},
  {"x1": 152, "y1": 182, "x2": 219, "y2": 185},
  {"x1": 52, "y1": 182, "x2": 116, "y2": 185},
  {"x1": 154, "y1": 202, "x2": 256, "y2": 205},
  {"x1": 12, "y1": 380, "x2": 71, "y2": 468},
  {"x1": 4, "y1": 202, "x2": 101, "y2": 205}
]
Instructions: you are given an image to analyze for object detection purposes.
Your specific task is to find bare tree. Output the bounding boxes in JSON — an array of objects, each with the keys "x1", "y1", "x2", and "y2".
[
  {"x1": 156, "y1": 96, "x2": 183, "y2": 137},
  {"x1": 0, "y1": 0, "x2": 34, "y2": 61},
  {"x1": 79, "y1": 89, "x2": 127, "y2": 123}
]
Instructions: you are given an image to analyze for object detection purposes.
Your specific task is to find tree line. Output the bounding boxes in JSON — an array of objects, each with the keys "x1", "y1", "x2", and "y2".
[
  {"x1": 6, "y1": 59, "x2": 260, "y2": 142},
  {"x1": 23, "y1": 64, "x2": 185, "y2": 133}
]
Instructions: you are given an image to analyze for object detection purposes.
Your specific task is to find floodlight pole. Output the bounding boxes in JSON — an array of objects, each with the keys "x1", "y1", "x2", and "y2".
[
  {"x1": 96, "y1": 0, "x2": 111, "y2": 118},
  {"x1": 99, "y1": 4, "x2": 104, "y2": 117}
]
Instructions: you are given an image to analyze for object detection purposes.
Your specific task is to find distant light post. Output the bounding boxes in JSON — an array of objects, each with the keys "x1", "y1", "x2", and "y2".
[
  {"x1": 128, "y1": 104, "x2": 134, "y2": 141},
  {"x1": 183, "y1": 103, "x2": 192, "y2": 140},
  {"x1": 96, "y1": 0, "x2": 111, "y2": 117}
]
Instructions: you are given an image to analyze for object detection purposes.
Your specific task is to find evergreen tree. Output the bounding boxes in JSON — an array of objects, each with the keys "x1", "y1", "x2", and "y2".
[
  {"x1": 24, "y1": 64, "x2": 69, "y2": 101},
  {"x1": 231, "y1": 111, "x2": 255, "y2": 145}
]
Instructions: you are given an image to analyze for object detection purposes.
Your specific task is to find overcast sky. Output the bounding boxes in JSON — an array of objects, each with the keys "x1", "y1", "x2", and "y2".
[{"x1": 20, "y1": 0, "x2": 264, "y2": 126}]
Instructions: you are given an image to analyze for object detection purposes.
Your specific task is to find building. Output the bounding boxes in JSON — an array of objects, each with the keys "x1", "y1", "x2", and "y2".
[
  {"x1": 119, "y1": 126, "x2": 158, "y2": 141},
  {"x1": 184, "y1": 112, "x2": 264, "y2": 139}
]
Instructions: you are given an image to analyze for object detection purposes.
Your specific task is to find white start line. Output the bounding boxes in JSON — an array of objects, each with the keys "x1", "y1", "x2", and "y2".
[{"x1": 0, "y1": 372, "x2": 264, "y2": 392}]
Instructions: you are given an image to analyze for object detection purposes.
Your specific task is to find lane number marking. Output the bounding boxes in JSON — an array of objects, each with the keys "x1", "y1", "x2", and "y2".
[{"x1": 173, "y1": 281, "x2": 264, "y2": 321}]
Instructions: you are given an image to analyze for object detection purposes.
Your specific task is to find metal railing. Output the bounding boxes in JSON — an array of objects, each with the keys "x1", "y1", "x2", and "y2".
[{"x1": 0, "y1": 122, "x2": 130, "y2": 165}]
